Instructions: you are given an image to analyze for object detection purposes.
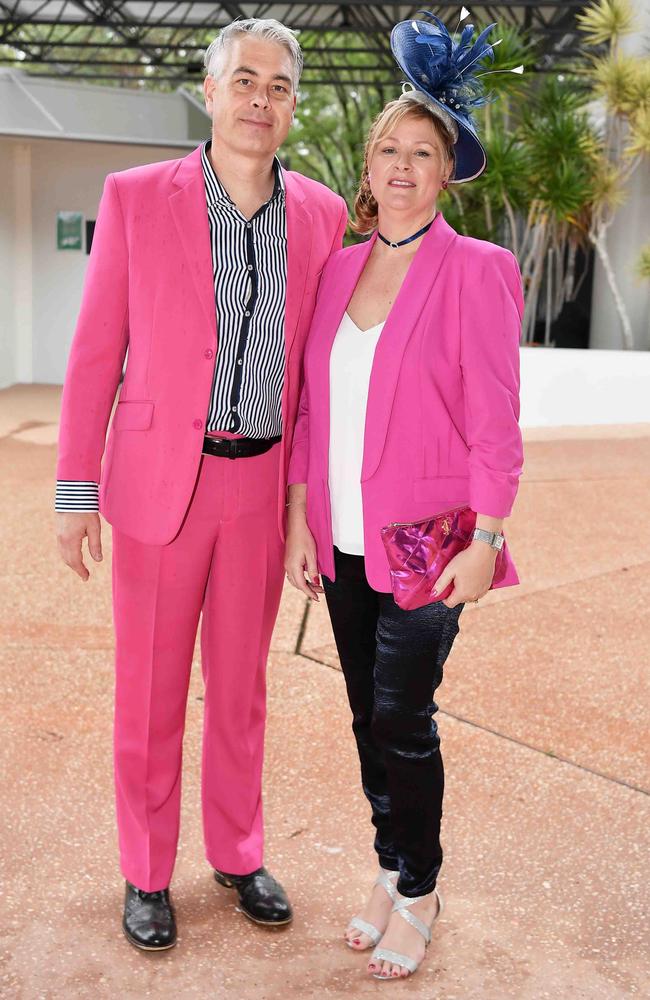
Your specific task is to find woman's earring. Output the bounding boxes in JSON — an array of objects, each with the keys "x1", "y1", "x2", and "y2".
[{"x1": 441, "y1": 179, "x2": 449, "y2": 190}]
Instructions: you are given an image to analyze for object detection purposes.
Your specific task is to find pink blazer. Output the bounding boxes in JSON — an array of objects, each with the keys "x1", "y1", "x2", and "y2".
[
  {"x1": 56, "y1": 145, "x2": 348, "y2": 545},
  {"x1": 288, "y1": 211, "x2": 525, "y2": 592}
]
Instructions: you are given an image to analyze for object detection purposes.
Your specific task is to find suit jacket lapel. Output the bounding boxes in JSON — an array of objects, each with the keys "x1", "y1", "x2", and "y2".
[
  {"x1": 361, "y1": 212, "x2": 458, "y2": 480},
  {"x1": 168, "y1": 146, "x2": 218, "y2": 341},
  {"x1": 283, "y1": 171, "x2": 312, "y2": 364}
]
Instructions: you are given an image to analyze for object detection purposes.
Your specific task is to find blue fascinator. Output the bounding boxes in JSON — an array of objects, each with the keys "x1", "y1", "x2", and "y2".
[{"x1": 391, "y1": 8, "x2": 515, "y2": 183}]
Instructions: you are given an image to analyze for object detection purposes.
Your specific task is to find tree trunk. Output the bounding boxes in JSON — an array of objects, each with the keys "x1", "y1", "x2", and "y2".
[
  {"x1": 502, "y1": 193, "x2": 519, "y2": 257},
  {"x1": 483, "y1": 192, "x2": 493, "y2": 238},
  {"x1": 521, "y1": 219, "x2": 548, "y2": 344},
  {"x1": 449, "y1": 187, "x2": 467, "y2": 233},
  {"x1": 591, "y1": 230, "x2": 635, "y2": 350}
]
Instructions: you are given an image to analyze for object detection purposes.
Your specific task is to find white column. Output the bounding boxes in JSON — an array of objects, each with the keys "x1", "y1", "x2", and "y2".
[
  {"x1": 13, "y1": 141, "x2": 33, "y2": 382},
  {"x1": 589, "y1": 0, "x2": 650, "y2": 351}
]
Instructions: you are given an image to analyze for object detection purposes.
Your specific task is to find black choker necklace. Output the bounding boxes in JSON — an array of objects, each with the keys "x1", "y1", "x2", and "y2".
[{"x1": 377, "y1": 214, "x2": 436, "y2": 249}]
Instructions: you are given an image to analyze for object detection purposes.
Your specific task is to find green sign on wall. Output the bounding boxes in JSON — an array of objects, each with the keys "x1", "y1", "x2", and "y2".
[{"x1": 57, "y1": 211, "x2": 83, "y2": 250}]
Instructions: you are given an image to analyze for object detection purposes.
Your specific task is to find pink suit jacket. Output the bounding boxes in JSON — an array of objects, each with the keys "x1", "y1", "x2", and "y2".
[
  {"x1": 288, "y1": 210, "x2": 525, "y2": 593},
  {"x1": 56, "y1": 145, "x2": 348, "y2": 545}
]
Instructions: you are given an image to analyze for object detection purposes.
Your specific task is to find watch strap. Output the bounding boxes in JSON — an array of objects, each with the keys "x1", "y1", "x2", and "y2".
[{"x1": 472, "y1": 528, "x2": 505, "y2": 550}]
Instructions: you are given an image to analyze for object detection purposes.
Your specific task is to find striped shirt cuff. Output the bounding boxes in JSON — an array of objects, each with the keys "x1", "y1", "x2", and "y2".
[{"x1": 55, "y1": 481, "x2": 100, "y2": 512}]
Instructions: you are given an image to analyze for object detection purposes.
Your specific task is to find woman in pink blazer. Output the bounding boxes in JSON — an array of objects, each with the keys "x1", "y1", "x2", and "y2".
[{"x1": 286, "y1": 14, "x2": 524, "y2": 983}]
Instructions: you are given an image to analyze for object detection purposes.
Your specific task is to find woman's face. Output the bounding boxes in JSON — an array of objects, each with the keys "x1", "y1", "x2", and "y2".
[{"x1": 368, "y1": 113, "x2": 451, "y2": 218}]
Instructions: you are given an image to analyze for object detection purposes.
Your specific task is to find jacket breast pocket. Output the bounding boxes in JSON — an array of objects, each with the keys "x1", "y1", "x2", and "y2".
[
  {"x1": 413, "y1": 476, "x2": 469, "y2": 503},
  {"x1": 113, "y1": 400, "x2": 154, "y2": 431}
]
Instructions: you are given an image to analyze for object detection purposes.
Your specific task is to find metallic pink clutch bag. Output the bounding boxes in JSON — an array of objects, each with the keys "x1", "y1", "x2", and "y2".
[{"x1": 380, "y1": 505, "x2": 507, "y2": 611}]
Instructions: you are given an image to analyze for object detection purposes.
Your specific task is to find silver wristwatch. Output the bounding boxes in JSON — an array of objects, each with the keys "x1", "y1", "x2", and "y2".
[{"x1": 472, "y1": 528, "x2": 505, "y2": 551}]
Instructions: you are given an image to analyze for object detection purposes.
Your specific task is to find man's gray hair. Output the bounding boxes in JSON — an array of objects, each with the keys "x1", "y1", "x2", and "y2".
[{"x1": 204, "y1": 18, "x2": 303, "y2": 91}]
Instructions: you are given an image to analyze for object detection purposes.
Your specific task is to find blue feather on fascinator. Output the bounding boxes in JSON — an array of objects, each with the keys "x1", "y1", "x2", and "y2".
[{"x1": 411, "y1": 10, "x2": 498, "y2": 124}]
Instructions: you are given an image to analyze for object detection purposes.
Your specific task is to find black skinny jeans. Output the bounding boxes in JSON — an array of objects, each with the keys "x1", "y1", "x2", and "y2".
[{"x1": 322, "y1": 546, "x2": 463, "y2": 898}]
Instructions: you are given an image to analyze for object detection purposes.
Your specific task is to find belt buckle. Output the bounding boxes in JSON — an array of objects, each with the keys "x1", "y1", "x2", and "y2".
[{"x1": 203, "y1": 436, "x2": 226, "y2": 458}]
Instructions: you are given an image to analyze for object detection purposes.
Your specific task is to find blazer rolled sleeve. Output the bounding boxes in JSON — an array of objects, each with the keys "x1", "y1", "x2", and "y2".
[
  {"x1": 460, "y1": 248, "x2": 524, "y2": 518},
  {"x1": 56, "y1": 173, "x2": 130, "y2": 486}
]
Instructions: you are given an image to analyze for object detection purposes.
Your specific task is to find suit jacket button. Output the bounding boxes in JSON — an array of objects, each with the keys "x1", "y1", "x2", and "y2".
[
  {"x1": 193, "y1": 419, "x2": 203, "y2": 430},
  {"x1": 204, "y1": 348, "x2": 214, "y2": 359}
]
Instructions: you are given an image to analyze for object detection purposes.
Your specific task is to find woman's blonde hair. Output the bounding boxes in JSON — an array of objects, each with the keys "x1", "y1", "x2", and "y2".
[{"x1": 352, "y1": 95, "x2": 456, "y2": 236}]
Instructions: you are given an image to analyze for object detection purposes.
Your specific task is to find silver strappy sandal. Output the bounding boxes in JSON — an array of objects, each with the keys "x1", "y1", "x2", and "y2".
[
  {"x1": 371, "y1": 887, "x2": 444, "y2": 979},
  {"x1": 345, "y1": 868, "x2": 399, "y2": 950}
]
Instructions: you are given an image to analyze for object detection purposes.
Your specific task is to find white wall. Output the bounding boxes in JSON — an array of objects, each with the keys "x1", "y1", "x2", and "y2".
[
  {"x1": 0, "y1": 141, "x2": 15, "y2": 384},
  {"x1": 520, "y1": 346, "x2": 650, "y2": 427},
  {"x1": 31, "y1": 137, "x2": 202, "y2": 384},
  {"x1": 0, "y1": 135, "x2": 205, "y2": 388},
  {"x1": 13, "y1": 142, "x2": 33, "y2": 383}
]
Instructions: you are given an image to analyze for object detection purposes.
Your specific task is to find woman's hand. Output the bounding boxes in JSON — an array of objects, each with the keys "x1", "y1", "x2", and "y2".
[
  {"x1": 284, "y1": 490, "x2": 323, "y2": 602},
  {"x1": 433, "y1": 541, "x2": 498, "y2": 608}
]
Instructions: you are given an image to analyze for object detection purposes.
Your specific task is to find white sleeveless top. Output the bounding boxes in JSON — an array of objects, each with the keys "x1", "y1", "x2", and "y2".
[{"x1": 328, "y1": 311, "x2": 385, "y2": 555}]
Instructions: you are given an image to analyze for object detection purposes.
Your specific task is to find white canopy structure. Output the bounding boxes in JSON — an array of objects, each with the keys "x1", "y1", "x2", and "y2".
[{"x1": 0, "y1": 68, "x2": 209, "y2": 146}]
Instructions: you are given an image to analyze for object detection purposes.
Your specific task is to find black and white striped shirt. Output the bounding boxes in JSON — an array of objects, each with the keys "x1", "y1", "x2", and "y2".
[
  {"x1": 55, "y1": 140, "x2": 288, "y2": 512},
  {"x1": 201, "y1": 139, "x2": 287, "y2": 437}
]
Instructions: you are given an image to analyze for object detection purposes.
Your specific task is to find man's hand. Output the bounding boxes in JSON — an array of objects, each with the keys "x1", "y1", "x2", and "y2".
[{"x1": 56, "y1": 512, "x2": 103, "y2": 581}]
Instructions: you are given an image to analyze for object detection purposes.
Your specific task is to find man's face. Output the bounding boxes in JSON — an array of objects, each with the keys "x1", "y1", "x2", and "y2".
[{"x1": 203, "y1": 35, "x2": 297, "y2": 158}]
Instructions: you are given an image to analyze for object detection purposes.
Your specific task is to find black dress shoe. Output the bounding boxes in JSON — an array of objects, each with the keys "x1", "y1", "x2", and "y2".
[
  {"x1": 214, "y1": 866, "x2": 293, "y2": 926},
  {"x1": 123, "y1": 881, "x2": 177, "y2": 951}
]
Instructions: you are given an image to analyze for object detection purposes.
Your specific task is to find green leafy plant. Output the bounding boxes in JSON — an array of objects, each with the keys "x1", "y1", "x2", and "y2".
[
  {"x1": 636, "y1": 244, "x2": 650, "y2": 279},
  {"x1": 575, "y1": 0, "x2": 634, "y2": 45},
  {"x1": 283, "y1": 78, "x2": 385, "y2": 219}
]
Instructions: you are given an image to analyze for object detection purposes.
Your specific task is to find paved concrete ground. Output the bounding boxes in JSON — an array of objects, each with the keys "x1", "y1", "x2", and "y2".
[{"x1": 1, "y1": 384, "x2": 648, "y2": 1000}]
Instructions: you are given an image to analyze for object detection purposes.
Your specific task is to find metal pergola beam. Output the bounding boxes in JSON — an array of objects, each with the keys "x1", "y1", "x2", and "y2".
[{"x1": 0, "y1": 1, "x2": 592, "y2": 86}]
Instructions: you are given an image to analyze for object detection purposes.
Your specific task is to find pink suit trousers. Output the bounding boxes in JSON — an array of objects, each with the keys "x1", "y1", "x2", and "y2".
[{"x1": 111, "y1": 443, "x2": 284, "y2": 892}]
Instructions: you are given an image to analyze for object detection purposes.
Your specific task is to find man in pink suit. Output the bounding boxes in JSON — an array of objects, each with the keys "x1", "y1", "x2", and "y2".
[{"x1": 55, "y1": 18, "x2": 348, "y2": 950}]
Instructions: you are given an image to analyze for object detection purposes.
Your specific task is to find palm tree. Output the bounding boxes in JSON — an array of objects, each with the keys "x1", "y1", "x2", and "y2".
[
  {"x1": 576, "y1": 0, "x2": 650, "y2": 349},
  {"x1": 515, "y1": 77, "x2": 600, "y2": 344},
  {"x1": 282, "y1": 33, "x2": 388, "y2": 220},
  {"x1": 439, "y1": 29, "x2": 602, "y2": 345}
]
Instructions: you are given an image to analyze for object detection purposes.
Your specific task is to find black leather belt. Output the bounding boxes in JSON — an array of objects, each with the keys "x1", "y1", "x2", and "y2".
[{"x1": 202, "y1": 434, "x2": 281, "y2": 459}]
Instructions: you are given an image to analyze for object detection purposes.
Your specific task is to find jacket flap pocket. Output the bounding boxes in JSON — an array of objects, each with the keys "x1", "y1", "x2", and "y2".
[
  {"x1": 113, "y1": 400, "x2": 154, "y2": 431},
  {"x1": 413, "y1": 476, "x2": 469, "y2": 503}
]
